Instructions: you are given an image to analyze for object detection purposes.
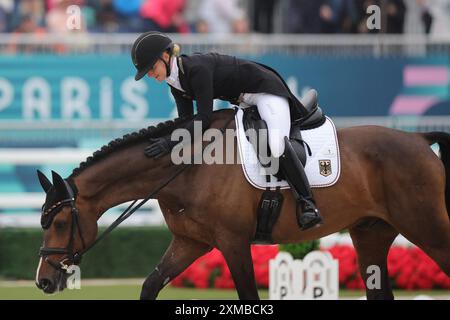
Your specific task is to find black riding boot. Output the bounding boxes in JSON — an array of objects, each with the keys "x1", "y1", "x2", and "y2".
[{"x1": 279, "y1": 137, "x2": 323, "y2": 230}]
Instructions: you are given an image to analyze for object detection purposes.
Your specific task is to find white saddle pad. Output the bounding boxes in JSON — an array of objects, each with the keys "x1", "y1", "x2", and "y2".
[{"x1": 235, "y1": 109, "x2": 341, "y2": 190}]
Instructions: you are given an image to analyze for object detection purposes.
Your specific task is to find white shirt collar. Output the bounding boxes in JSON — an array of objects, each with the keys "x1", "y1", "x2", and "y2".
[{"x1": 165, "y1": 57, "x2": 185, "y2": 92}]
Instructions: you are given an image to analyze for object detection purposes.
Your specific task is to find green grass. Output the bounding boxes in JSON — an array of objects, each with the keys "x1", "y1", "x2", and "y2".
[
  {"x1": 0, "y1": 282, "x2": 449, "y2": 300},
  {"x1": 0, "y1": 284, "x2": 245, "y2": 300}
]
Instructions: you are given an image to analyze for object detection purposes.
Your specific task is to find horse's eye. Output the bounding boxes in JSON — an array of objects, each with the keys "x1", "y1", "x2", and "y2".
[{"x1": 54, "y1": 221, "x2": 67, "y2": 230}]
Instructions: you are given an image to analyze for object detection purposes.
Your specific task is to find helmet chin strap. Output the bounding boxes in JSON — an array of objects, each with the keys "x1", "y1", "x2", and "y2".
[{"x1": 159, "y1": 54, "x2": 172, "y2": 77}]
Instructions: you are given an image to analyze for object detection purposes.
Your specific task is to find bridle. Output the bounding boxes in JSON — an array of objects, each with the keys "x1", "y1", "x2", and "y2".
[
  {"x1": 39, "y1": 109, "x2": 238, "y2": 275},
  {"x1": 38, "y1": 168, "x2": 185, "y2": 274},
  {"x1": 39, "y1": 180, "x2": 86, "y2": 273}
]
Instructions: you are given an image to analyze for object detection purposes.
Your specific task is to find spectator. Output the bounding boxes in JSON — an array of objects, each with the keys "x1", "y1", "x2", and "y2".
[
  {"x1": 112, "y1": 0, "x2": 147, "y2": 32},
  {"x1": 386, "y1": 0, "x2": 406, "y2": 33},
  {"x1": 416, "y1": 0, "x2": 433, "y2": 34},
  {"x1": 319, "y1": 0, "x2": 360, "y2": 33},
  {"x1": 140, "y1": 0, "x2": 189, "y2": 33},
  {"x1": 0, "y1": 0, "x2": 14, "y2": 32},
  {"x1": 90, "y1": 0, "x2": 122, "y2": 32},
  {"x1": 197, "y1": 0, "x2": 249, "y2": 34},
  {"x1": 5, "y1": 13, "x2": 47, "y2": 53},
  {"x1": 356, "y1": 0, "x2": 406, "y2": 34},
  {"x1": 195, "y1": 19, "x2": 209, "y2": 33},
  {"x1": 0, "y1": 5, "x2": 6, "y2": 32},
  {"x1": 425, "y1": 0, "x2": 450, "y2": 35},
  {"x1": 183, "y1": 0, "x2": 202, "y2": 32},
  {"x1": 0, "y1": 8, "x2": 5, "y2": 32},
  {"x1": 13, "y1": 0, "x2": 46, "y2": 28},
  {"x1": 284, "y1": 0, "x2": 325, "y2": 33},
  {"x1": 46, "y1": 0, "x2": 87, "y2": 33},
  {"x1": 12, "y1": 13, "x2": 46, "y2": 34},
  {"x1": 252, "y1": 0, "x2": 277, "y2": 33}
]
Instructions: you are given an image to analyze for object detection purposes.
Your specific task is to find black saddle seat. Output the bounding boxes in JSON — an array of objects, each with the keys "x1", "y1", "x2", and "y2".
[{"x1": 295, "y1": 89, "x2": 325, "y2": 130}]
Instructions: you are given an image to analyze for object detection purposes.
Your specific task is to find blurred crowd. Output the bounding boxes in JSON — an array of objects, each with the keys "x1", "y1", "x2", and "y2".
[{"x1": 0, "y1": 0, "x2": 449, "y2": 35}]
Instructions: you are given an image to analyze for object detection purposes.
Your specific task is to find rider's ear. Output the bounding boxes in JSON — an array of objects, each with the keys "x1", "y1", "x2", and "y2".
[
  {"x1": 51, "y1": 170, "x2": 69, "y2": 198},
  {"x1": 163, "y1": 51, "x2": 170, "y2": 62},
  {"x1": 37, "y1": 170, "x2": 52, "y2": 193}
]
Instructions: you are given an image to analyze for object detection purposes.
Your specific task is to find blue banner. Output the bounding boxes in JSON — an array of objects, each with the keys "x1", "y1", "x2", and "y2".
[
  {"x1": 0, "y1": 55, "x2": 172, "y2": 121},
  {"x1": 0, "y1": 54, "x2": 449, "y2": 121},
  {"x1": 1, "y1": 54, "x2": 449, "y2": 197}
]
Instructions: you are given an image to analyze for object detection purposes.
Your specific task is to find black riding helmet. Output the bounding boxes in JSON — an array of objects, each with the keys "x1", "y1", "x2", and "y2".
[{"x1": 131, "y1": 31, "x2": 174, "y2": 81}]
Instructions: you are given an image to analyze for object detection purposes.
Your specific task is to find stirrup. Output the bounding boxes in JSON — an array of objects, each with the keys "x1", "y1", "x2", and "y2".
[{"x1": 296, "y1": 203, "x2": 323, "y2": 230}]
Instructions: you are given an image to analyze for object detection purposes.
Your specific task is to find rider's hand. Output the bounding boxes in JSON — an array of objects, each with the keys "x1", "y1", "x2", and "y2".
[{"x1": 144, "y1": 136, "x2": 174, "y2": 159}]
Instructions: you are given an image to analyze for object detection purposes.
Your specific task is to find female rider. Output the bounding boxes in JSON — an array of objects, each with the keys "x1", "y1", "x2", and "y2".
[{"x1": 131, "y1": 31, "x2": 322, "y2": 230}]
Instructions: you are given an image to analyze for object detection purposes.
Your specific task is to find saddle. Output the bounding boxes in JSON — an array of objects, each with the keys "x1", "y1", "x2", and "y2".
[
  {"x1": 242, "y1": 89, "x2": 326, "y2": 176},
  {"x1": 238, "y1": 91, "x2": 338, "y2": 243}
]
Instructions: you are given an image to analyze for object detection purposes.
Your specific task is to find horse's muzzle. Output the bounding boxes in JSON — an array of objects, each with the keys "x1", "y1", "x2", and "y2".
[
  {"x1": 37, "y1": 278, "x2": 56, "y2": 294},
  {"x1": 36, "y1": 271, "x2": 66, "y2": 294}
]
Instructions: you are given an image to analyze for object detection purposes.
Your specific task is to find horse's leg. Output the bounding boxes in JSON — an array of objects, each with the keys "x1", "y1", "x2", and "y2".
[
  {"x1": 416, "y1": 230, "x2": 450, "y2": 278},
  {"x1": 384, "y1": 156, "x2": 450, "y2": 279},
  {"x1": 390, "y1": 207, "x2": 450, "y2": 279},
  {"x1": 140, "y1": 235, "x2": 211, "y2": 300},
  {"x1": 216, "y1": 234, "x2": 259, "y2": 300},
  {"x1": 349, "y1": 219, "x2": 398, "y2": 300}
]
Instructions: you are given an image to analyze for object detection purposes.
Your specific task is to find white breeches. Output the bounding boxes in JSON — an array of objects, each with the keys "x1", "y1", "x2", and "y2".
[{"x1": 240, "y1": 93, "x2": 291, "y2": 157}]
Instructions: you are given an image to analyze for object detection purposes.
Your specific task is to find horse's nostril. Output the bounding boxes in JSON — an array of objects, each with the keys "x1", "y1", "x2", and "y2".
[
  {"x1": 40, "y1": 278, "x2": 50, "y2": 288},
  {"x1": 39, "y1": 278, "x2": 54, "y2": 293}
]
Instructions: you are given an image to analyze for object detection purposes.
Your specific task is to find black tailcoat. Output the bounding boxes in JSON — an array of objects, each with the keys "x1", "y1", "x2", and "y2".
[{"x1": 168, "y1": 52, "x2": 306, "y2": 133}]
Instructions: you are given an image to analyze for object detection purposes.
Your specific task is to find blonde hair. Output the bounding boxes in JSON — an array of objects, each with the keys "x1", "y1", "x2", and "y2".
[{"x1": 172, "y1": 43, "x2": 181, "y2": 56}]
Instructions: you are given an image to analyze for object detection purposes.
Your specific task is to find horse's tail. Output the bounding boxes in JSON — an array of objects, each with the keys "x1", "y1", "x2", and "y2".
[{"x1": 423, "y1": 131, "x2": 450, "y2": 218}]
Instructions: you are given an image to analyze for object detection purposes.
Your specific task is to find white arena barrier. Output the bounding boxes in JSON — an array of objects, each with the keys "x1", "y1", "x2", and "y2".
[
  {"x1": 0, "y1": 148, "x2": 93, "y2": 164},
  {"x1": 0, "y1": 148, "x2": 165, "y2": 227},
  {"x1": 0, "y1": 193, "x2": 165, "y2": 228},
  {"x1": 269, "y1": 251, "x2": 339, "y2": 300}
]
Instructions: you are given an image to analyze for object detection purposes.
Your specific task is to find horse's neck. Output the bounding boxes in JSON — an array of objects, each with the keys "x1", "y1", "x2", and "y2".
[
  {"x1": 71, "y1": 109, "x2": 236, "y2": 218},
  {"x1": 72, "y1": 144, "x2": 177, "y2": 217}
]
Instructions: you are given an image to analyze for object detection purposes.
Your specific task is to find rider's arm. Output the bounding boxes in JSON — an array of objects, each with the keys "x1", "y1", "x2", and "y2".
[
  {"x1": 170, "y1": 86, "x2": 194, "y2": 118},
  {"x1": 145, "y1": 66, "x2": 214, "y2": 159},
  {"x1": 182, "y1": 65, "x2": 213, "y2": 136}
]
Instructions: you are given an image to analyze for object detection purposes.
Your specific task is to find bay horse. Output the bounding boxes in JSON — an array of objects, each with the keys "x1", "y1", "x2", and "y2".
[{"x1": 35, "y1": 109, "x2": 450, "y2": 300}]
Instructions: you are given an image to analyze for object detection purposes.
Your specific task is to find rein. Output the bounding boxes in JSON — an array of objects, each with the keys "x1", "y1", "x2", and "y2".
[{"x1": 39, "y1": 109, "x2": 238, "y2": 273}]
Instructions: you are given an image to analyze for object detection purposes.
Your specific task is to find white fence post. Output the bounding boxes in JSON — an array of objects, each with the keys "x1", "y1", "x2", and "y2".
[{"x1": 269, "y1": 251, "x2": 339, "y2": 300}]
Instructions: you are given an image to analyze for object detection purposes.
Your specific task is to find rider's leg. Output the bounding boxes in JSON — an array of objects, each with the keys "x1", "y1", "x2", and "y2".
[
  {"x1": 254, "y1": 94, "x2": 322, "y2": 230},
  {"x1": 279, "y1": 136, "x2": 322, "y2": 230},
  {"x1": 247, "y1": 93, "x2": 290, "y2": 157}
]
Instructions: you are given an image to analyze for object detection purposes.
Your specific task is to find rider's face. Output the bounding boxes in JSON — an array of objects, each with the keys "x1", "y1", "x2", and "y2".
[{"x1": 147, "y1": 52, "x2": 170, "y2": 82}]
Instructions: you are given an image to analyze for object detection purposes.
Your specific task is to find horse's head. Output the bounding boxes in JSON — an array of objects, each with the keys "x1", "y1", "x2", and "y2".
[{"x1": 35, "y1": 170, "x2": 97, "y2": 294}]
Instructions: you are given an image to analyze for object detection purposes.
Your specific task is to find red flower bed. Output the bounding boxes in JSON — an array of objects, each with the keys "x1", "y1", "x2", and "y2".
[
  {"x1": 387, "y1": 246, "x2": 450, "y2": 290},
  {"x1": 170, "y1": 244, "x2": 450, "y2": 290},
  {"x1": 327, "y1": 245, "x2": 365, "y2": 289},
  {"x1": 171, "y1": 245, "x2": 278, "y2": 289}
]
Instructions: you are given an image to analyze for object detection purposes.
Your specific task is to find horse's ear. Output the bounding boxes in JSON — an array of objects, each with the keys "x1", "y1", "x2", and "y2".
[
  {"x1": 51, "y1": 170, "x2": 68, "y2": 197},
  {"x1": 37, "y1": 170, "x2": 52, "y2": 193}
]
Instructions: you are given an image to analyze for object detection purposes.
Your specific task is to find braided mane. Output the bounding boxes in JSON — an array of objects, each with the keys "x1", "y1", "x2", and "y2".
[{"x1": 70, "y1": 116, "x2": 191, "y2": 177}]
